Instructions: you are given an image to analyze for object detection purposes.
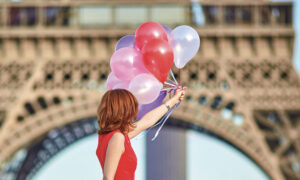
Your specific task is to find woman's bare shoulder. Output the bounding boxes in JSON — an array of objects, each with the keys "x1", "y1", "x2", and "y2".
[
  {"x1": 111, "y1": 132, "x2": 125, "y2": 139},
  {"x1": 109, "y1": 132, "x2": 125, "y2": 144},
  {"x1": 108, "y1": 132, "x2": 125, "y2": 152}
]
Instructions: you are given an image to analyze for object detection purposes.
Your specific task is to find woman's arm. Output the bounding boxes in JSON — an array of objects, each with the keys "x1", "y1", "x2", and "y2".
[
  {"x1": 103, "y1": 132, "x2": 125, "y2": 180},
  {"x1": 128, "y1": 88, "x2": 185, "y2": 139}
]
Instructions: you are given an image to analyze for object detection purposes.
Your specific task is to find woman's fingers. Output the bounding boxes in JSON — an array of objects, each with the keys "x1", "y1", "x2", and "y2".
[
  {"x1": 179, "y1": 92, "x2": 185, "y2": 101},
  {"x1": 174, "y1": 86, "x2": 187, "y2": 101}
]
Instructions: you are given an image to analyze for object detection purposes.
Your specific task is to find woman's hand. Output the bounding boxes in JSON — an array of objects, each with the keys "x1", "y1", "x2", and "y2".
[
  {"x1": 173, "y1": 87, "x2": 186, "y2": 102},
  {"x1": 166, "y1": 87, "x2": 186, "y2": 107}
]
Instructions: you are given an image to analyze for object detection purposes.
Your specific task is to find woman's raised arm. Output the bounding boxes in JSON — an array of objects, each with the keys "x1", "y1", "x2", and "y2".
[{"x1": 128, "y1": 88, "x2": 185, "y2": 139}]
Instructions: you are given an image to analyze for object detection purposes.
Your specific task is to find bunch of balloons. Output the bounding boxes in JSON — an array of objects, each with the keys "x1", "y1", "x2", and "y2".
[{"x1": 106, "y1": 21, "x2": 200, "y2": 113}]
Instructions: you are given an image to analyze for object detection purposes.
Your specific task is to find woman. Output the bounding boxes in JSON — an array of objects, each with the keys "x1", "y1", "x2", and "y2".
[{"x1": 96, "y1": 88, "x2": 186, "y2": 180}]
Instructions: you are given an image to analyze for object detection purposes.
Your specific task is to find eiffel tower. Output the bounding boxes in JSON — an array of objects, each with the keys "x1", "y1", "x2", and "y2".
[{"x1": 0, "y1": 0, "x2": 299, "y2": 180}]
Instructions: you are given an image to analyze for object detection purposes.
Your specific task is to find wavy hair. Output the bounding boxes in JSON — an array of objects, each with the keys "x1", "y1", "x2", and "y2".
[{"x1": 97, "y1": 89, "x2": 138, "y2": 134}]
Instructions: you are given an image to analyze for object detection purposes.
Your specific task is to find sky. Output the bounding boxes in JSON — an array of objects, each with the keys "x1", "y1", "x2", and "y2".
[{"x1": 292, "y1": 0, "x2": 300, "y2": 75}]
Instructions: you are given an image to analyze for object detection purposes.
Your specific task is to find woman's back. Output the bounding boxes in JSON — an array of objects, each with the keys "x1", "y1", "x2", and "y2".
[{"x1": 96, "y1": 130, "x2": 137, "y2": 180}]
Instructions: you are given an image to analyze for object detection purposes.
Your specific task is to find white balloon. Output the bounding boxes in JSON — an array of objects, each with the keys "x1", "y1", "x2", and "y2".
[{"x1": 170, "y1": 25, "x2": 200, "y2": 69}]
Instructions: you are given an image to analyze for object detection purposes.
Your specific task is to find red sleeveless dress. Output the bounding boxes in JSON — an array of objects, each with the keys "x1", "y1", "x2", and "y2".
[{"x1": 96, "y1": 130, "x2": 137, "y2": 180}]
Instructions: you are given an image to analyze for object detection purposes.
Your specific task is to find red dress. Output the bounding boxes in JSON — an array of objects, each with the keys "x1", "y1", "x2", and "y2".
[{"x1": 96, "y1": 130, "x2": 137, "y2": 180}]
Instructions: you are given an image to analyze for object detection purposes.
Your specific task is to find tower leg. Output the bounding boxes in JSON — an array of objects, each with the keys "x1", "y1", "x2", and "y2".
[{"x1": 146, "y1": 126, "x2": 186, "y2": 180}]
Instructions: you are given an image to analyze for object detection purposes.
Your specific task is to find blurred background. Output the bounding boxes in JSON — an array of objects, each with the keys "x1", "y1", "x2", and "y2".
[{"x1": 0, "y1": 0, "x2": 299, "y2": 180}]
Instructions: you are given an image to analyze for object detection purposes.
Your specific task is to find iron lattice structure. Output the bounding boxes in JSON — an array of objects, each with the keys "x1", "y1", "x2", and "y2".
[{"x1": 0, "y1": 0, "x2": 299, "y2": 179}]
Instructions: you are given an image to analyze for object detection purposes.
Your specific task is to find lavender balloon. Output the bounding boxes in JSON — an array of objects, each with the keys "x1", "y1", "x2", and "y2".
[
  {"x1": 162, "y1": 25, "x2": 172, "y2": 36},
  {"x1": 137, "y1": 91, "x2": 167, "y2": 120},
  {"x1": 162, "y1": 25, "x2": 172, "y2": 41},
  {"x1": 106, "y1": 72, "x2": 121, "y2": 90},
  {"x1": 115, "y1": 35, "x2": 135, "y2": 51},
  {"x1": 129, "y1": 73, "x2": 163, "y2": 104},
  {"x1": 170, "y1": 25, "x2": 200, "y2": 69},
  {"x1": 110, "y1": 47, "x2": 148, "y2": 82}
]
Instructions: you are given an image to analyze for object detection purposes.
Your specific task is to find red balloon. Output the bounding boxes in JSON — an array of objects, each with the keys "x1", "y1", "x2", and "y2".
[
  {"x1": 142, "y1": 39, "x2": 174, "y2": 83},
  {"x1": 135, "y1": 21, "x2": 168, "y2": 50}
]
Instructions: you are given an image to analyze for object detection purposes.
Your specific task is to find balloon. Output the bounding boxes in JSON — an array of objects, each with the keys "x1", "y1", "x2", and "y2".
[
  {"x1": 142, "y1": 39, "x2": 174, "y2": 83},
  {"x1": 170, "y1": 25, "x2": 200, "y2": 69},
  {"x1": 106, "y1": 72, "x2": 121, "y2": 90},
  {"x1": 129, "y1": 73, "x2": 163, "y2": 104},
  {"x1": 115, "y1": 35, "x2": 135, "y2": 51},
  {"x1": 135, "y1": 21, "x2": 168, "y2": 50},
  {"x1": 110, "y1": 47, "x2": 148, "y2": 81},
  {"x1": 133, "y1": 42, "x2": 140, "y2": 51},
  {"x1": 137, "y1": 91, "x2": 167, "y2": 120},
  {"x1": 162, "y1": 25, "x2": 172, "y2": 39},
  {"x1": 112, "y1": 81, "x2": 129, "y2": 90}
]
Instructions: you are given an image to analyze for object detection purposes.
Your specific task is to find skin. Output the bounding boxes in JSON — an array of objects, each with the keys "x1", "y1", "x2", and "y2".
[{"x1": 103, "y1": 88, "x2": 186, "y2": 180}]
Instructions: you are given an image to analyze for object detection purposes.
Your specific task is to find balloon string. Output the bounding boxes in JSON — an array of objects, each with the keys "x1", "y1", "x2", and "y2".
[
  {"x1": 151, "y1": 108, "x2": 173, "y2": 141},
  {"x1": 165, "y1": 79, "x2": 177, "y2": 86},
  {"x1": 151, "y1": 100, "x2": 180, "y2": 141},
  {"x1": 150, "y1": 71, "x2": 182, "y2": 140},
  {"x1": 178, "y1": 69, "x2": 181, "y2": 84},
  {"x1": 164, "y1": 81, "x2": 176, "y2": 87},
  {"x1": 169, "y1": 70, "x2": 178, "y2": 85},
  {"x1": 161, "y1": 87, "x2": 176, "y2": 91},
  {"x1": 164, "y1": 85, "x2": 175, "y2": 89}
]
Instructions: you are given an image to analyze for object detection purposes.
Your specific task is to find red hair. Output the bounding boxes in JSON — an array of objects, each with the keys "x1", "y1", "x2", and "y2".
[{"x1": 97, "y1": 89, "x2": 138, "y2": 134}]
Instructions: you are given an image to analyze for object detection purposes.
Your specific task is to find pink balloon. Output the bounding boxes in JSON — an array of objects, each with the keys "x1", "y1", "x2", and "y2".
[
  {"x1": 110, "y1": 47, "x2": 148, "y2": 81},
  {"x1": 112, "y1": 81, "x2": 130, "y2": 90},
  {"x1": 106, "y1": 72, "x2": 121, "y2": 90},
  {"x1": 129, "y1": 73, "x2": 163, "y2": 104}
]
